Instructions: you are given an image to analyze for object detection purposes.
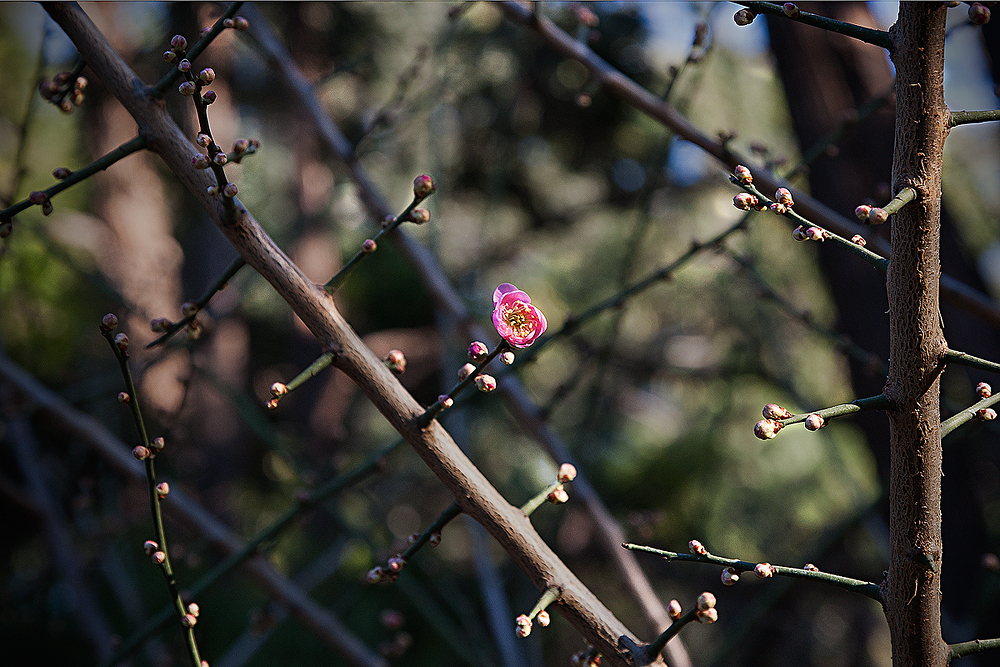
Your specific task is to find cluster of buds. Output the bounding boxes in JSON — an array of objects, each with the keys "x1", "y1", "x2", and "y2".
[
  {"x1": 733, "y1": 192, "x2": 760, "y2": 211},
  {"x1": 181, "y1": 602, "x2": 200, "y2": 630},
  {"x1": 28, "y1": 190, "x2": 54, "y2": 216},
  {"x1": 223, "y1": 16, "x2": 250, "y2": 30},
  {"x1": 688, "y1": 539, "x2": 708, "y2": 556},
  {"x1": 696, "y1": 592, "x2": 718, "y2": 624},
  {"x1": 38, "y1": 71, "x2": 88, "y2": 113},
  {"x1": 792, "y1": 225, "x2": 827, "y2": 242},
  {"x1": 976, "y1": 408, "x2": 997, "y2": 421},
  {"x1": 547, "y1": 484, "x2": 569, "y2": 505},
  {"x1": 406, "y1": 530, "x2": 442, "y2": 548},
  {"x1": 667, "y1": 599, "x2": 683, "y2": 619},
  {"x1": 228, "y1": 138, "x2": 261, "y2": 163},
  {"x1": 367, "y1": 554, "x2": 407, "y2": 584},
  {"x1": 266, "y1": 382, "x2": 288, "y2": 410},
  {"x1": 143, "y1": 539, "x2": 166, "y2": 565},
  {"x1": 770, "y1": 187, "x2": 794, "y2": 214},
  {"x1": 855, "y1": 204, "x2": 888, "y2": 225}
]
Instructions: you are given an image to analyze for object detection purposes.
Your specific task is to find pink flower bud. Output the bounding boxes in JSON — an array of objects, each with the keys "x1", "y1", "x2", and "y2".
[
  {"x1": 181, "y1": 613, "x2": 197, "y2": 628},
  {"x1": 537, "y1": 609, "x2": 550, "y2": 627},
  {"x1": 855, "y1": 204, "x2": 872, "y2": 221},
  {"x1": 867, "y1": 207, "x2": 888, "y2": 225},
  {"x1": 754, "y1": 418, "x2": 782, "y2": 440},
  {"x1": 667, "y1": 599, "x2": 682, "y2": 619},
  {"x1": 851, "y1": 234, "x2": 866, "y2": 246},
  {"x1": 558, "y1": 463, "x2": 577, "y2": 483},
  {"x1": 696, "y1": 607, "x2": 719, "y2": 624},
  {"x1": 224, "y1": 18, "x2": 234, "y2": 28},
  {"x1": 114, "y1": 332, "x2": 129, "y2": 352},
  {"x1": 734, "y1": 8, "x2": 756, "y2": 26},
  {"x1": 150, "y1": 437, "x2": 165, "y2": 452},
  {"x1": 232, "y1": 16, "x2": 249, "y2": 30},
  {"x1": 977, "y1": 408, "x2": 997, "y2": 421},
  {"x1": 133, "y1": 445, "x2": 150, "y2": 461},
  {"x1": 408, "y1": 208, "x2": 430, "y2": 224},
  {"x1": 191, "y1": 153, "x2": 210, "y2": 169},
  {"x1": 734, "y1": 165, "x2": 752, "y2": 183},
  {"x1": 180, "y1": 302, "x2": 199, "y2": 317},
  {"x1": 763, "y1": 403, "x2": 791, "y2": 419},
  {"x1": 270, "y1": 382, "x2": 288, "y2": 397},
  {"x1": 198, "y1": 68, "x2": 216, "y2": 84},
  {"x1": 387, "y1": 556, "x2": 406, "y2": 572},
  {"x1": 52, "y1": 167, "x2": 71, "y2": 179},
  {"x1": 468, "y1": 341, "x2": 489, "y2": 362},
  {"x1": 969, "y1": 3, "x2": 991, "y2": 25},
  {"x1": 458, "y1": 363, "x2": 476, "y2": 381},
  {"x1": 171, "y1": 35, "x2": 188, "y2": 52},
  {"x1": 515, "y1": 614, "x2": 532, "y2": 638},
  {"x1": 222, "y1": 183, "x2": 238, "y2": 197},
  {"x1": 233, "y1": 138, "x2": 250, "y2": 153},
  {"x1": 475, "y1": 374, "x2": 497, "y2": 392},
  {"x1": 385, "y1": 350, "x2": 406, "y2": 374},
  {"x1": 101, "y1": 312, "x2": 119, "y2": 331},
  {"x1": 792, "y1": 225, "x2": 809, "y2": 241},
  {"x1": 212, "y1": 152, "x2": 228, "y2": 166},
  {"x1": 500, "y1": 350, "x2": 515, "y2": 365},
  {"x1": 976, "y1": 382, "x2": 992, "y2": 399},
  {"x1": 266, "y1": 398, "x2": 279, "y2": 410},
  {"x1": 118, "y1": 392, "x2": 130, "y2": 403},
  {"x1": 367, "y1": 566, "x2": 386, "y2": 583},
  {"x1": 206, "y1": 185, "x2": 219, "y2": 196},
  {"x1": 413, "y1": 174, "x2": 436, "y2": 198},
  {"x1": 775, "y1": 188, "x2": 793, "y2": 207},
  {"x1": 803, "y1": 563, "x2": 819, "y2": 572},
  {"x1": 202, "y1": 90, "x2": 217, "y2": 104},
  {"x1": 178, "y1": 81, "x2": 197, "y2": 96},
  {"x1": 547, "y1": 485, "x2": 569, "y2": 504},
  {"x1": 783, "y1": 3, "x2": 800, "y2": 18},
  {"x1": 29, "y1": 190, "x2": 47, "y2": 205},
  {"x1": 769, "y1": 202, "x2": 787, "y2": 215},
  {"x1": 696, "y1": 592, "x2": 716, "y2": 611},
  {"x1": 143, "y1": 540, "x2": 159, "y2": 555},
  {"x1": 156, "y1": 482, "x2": 170, "y2": 498},
  {"x1": 689, "y1": 539, "x2": 707, "y2": 555},
  {"x1": 428, "y1": 531, "x2": 441, "y2": 547},
  {"x1": 187, "y1": 602, "x2": 200, "y2": 617},
  {"x1": 733, "y1": 193, "x2": 757, "y2": 210},
  {"x1": 177, "y1": 59, "x2": 192, "y2": 73},
  {"x1": 151, "y1": 550, "x2": 166, "y2": 565},
  {"x1": 722, "y1": 567, "x2": 740, "y2": 585},
  {"x1": 754, "y1": 562, "x2": 775, "y2": 578},
  {"x1": 362, "y1": 239, "x2": 377, "y2": 253},
  {"x1": 437, "y1": 394, "x2": 454, "y2": 408},
  {"x1": 163, "y1": 50, "x2": 178, "y2": 63},
  {"x1": 804, "y1": 413, "x2": 825, "y2": 431},
  {"x1": 805, "y1": 226, "x2": 826, "y2": 242}
]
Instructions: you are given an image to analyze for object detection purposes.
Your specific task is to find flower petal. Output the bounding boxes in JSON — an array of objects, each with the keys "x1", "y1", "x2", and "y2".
[{"x1": 493, "y1": 283, "x2": 520, "y2": 305}]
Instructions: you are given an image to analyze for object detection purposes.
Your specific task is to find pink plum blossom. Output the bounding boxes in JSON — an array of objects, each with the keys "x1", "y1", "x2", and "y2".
[{"x1": 492, "y1": 283, "x2": 547, "y2": 348}]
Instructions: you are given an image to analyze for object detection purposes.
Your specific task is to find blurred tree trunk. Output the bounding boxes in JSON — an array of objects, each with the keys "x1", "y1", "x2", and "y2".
[{"x1": 768, "y1": 3, "x2": 1000, "y2": 664}]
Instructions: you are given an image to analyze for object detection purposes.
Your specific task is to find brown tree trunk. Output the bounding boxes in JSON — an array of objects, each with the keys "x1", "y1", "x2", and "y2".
[{"x1": 883, "y1": 5, "x2": 949, "y2": 667}]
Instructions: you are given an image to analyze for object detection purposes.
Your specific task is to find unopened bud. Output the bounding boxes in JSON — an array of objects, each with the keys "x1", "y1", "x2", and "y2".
[
  {"x1": 151, "y1": 550, "x2": 166, "y2": 565},
  {"x1": 734, "y1": 165, "x2": 752, "y2": 183},
  {"x1": 754, "y1": 418, "x2": 782, "y2": 440},
  {"x1": 734, "y1": 8, "x2": 756, "y2": 26},
  {"x1": 0, "y1": 221, "x2": 11, "y2": 238},
  {"x1": 114, "y1": 332, "x2": 129, "y2": 352},
  {"x1": 29, "y1": 190, "x2": 47, "y2": 205},
  {"x1": 223, "y1": 183, "x2": 238, "y2": 197},
  {"x1": 855, "y1": 204, "x2": 872, "y2": 221},
  {"x1": 437, "y1": 394, "x2": 454, "y2": 408},
  {"x1": 783, "y1": 3, "x2": 800, "y2": 18},
  {"x1": 515, "y1": 614, "x2": 532, "y2": 638},
  {"x1": 212, "y1": 152, "x2": 228, "y2": 166},
  {"x1": 187, "y1": 602, "x2": 200, "y2": 617},
  {"x1": 413, "y1": 174, "x2": 436, "y2": 198},
  {"x1": 792, "y1": 225, "x2": 809, "y2": 241},
  {"x1": 150, "y1": 436, "x2": 165, "y2": 452},
  {"x1": 52, "y1": 167, "x2": 72, "y2": 179},
  {"x1": 733, "y1": 193, "x2": 758, "y2": 210},
  {"x1": 475, "y1": 374, "x2": 497, "y2": 392},
  {"x1": 387, "y1": 556, "x2": 406, "y2": 572},
  {"x1": 763, "y1": 403, "x2": 791, "y2": 419},
  {"x1": 851, "y1": 234, "x2": 866, "y2": 246},
  {"x1": 178, "y1": 81, "x2": 196, "y2": 96},
  {"x1": 428, "y1": 531, "x2": 442, "y2": 547},
  {"x1": 133, "y1": 445, "x2": 150, "y2": 461},
  {"x1": 769, "y1": 202, "x2": 787, "y2": 215},
  {"x1": 156, "y1": 482, "x2": 170, "y2": 498},
  {"x1": 362, "y1": 239, "x2": 377, "y2": 253},
  {"x1": 500, "y1": 350, "x2": 515, "y2": 365},
  {"x1": 867, "y1": 207, "x2": 888, "y2": 225},
  {"x1": 233, "y1": 138, "x2": 250, "y2": 153},
  {"x1": 171, "y1": 35, "x2": 188, "y2": 52},
  {"x1": 804, "y1": 413, "x2": 825, "y2": 431},
  {"x1": 977, "y1": 408, "x2": 997, "y2": 421},
  {"x1": 969, "y1": 3, "x2": 991, "y2": 25},
  {"x1": 202, "y1": 90, "x2": 217, "y2": 104},
  {"x1": 163, "y1": 50, "x2": 178, "y2": 63},
  {"x1": 547, "y1": 485, "x2": 569, "y2": 504},
  {"x1": 181, "y1": 613, "x2": 197, "y2": 628},
  {"x1": 696, "y1": 592, "x2": 717, "y2": 611},
  {"x1": 177, "y1": 59, "x2": 192, "y2": 73},
  {"x1": 191, "y1": 153, "x2": 210, "y2": 169},
  {"x1": 468, "y1": 341, "x2": 489, "y2": 362},
  {"x1": 367, "y1": 566, "x2": 386, "y2": 583},
  {"x1": 150, "y1": 317, "x2": 172, "y2": 333},
  {"x1": 689, "y1": 539, "x2": 708, "y2": 555},
  {"x1": 143, "y1": 540, "x2": 159, "y2": 555},
  {"x1": 667, "y1": 599, "x2": 682, "y2": 619},
  {"x1": 976, "y1": 382, "x2": 992, "y2": 398},
  {"x1": 385, "y1": 349, "x2": 406, "y2": 374},
  {"x1": 806, "y1": 226, "x2": 826, "y2": 242},
  {"x1": 696, "y1": 607, "x2": 719, "y2": 624},
  {"x1": 775, "y1": 188, "x2": 793, "y2": 207},
  {"x1": 269, "y1": 382, "x2": 288, "y2": 398},
  {"x1": 754, "y1": 562, "x2": 775, "y2": 578},
  {"x1": 458, "y1": 363, "x2": 476, "y2": 381},
  {"x1": 537, "y1": 610, "x2": 550, "y2": 627},
  {"x1": 803, "y1": 563, "x2": 819, "y2": 572},
  {"x1": 198, "y1": 68, "x2": 216, "y2": 84},
  {"x1": 558, "y1": 463, "x2": 577, "y2": 483},
  {"x1": 118, "y1": 392, "x2": 130, "y2": 403},
  {"x1": 408, "y1": 208, "x2": 430, "y2": 224},
  {"x1": 101, "y1": 312, "x2": 119, "y2": 331},
  {"x1": 41, "y1": 200, "x2": 54, "y2": 215},
  {"x1": 232, "y1": 16, "x2": 249, "y2": 30},
  {"x1": 722, "y1": 567, "x2": 740, "y2": 585}
]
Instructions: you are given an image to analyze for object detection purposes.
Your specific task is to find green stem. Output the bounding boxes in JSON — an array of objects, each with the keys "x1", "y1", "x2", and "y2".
[
  {"x1": 646, "y1": 608, "x2": 698, "y2": 657},
  {"x1": 949, "y1": 109, "x2": 1000, "y2": 127},
  {"x1": 948, "y1": 637, "x2": 1000, "y2": 662},
  {"x1": 778, "y1": 394, "x2": 893, "y2": 427},
  {"x1": 527, "y1": 586, "x2": 561, "y2": 619},
  {"x1": 622, "y1": 543, "x2": 882, "y2": 601},
  {"x1": 940, "y1": 392, "x2": 1000, "y2": 439},
  {"x1": 520, "y1": 481, "x2": 563, "y2": 517},
  {"x1": 882, "y1": 187, "x2": 917, "y2": 215},
  {"x1": 942, "y1": 349, "x2": 1000, "y2": 375},
  {"x1": 1, "y1": 135, "x2": 148, "y2": 221},
  {"x1": 417, "y1": 339, "x2": 509, "y2": 427},
  {"x1": 401, "y1": 501, "x2": 462, "y2": 561},
  {"x1": 739, "y1": 2, "x2": 891, "y2": 50}
]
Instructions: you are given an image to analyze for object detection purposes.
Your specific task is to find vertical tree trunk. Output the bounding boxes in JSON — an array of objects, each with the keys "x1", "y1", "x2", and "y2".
[{"x1": 884, "y1": 4, "x2": 949, "y2": 667}]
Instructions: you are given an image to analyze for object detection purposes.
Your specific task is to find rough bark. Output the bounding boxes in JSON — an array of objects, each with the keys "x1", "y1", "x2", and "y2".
[{"x1": 883, "y1": 5, "x2": 950, "y2": 667}]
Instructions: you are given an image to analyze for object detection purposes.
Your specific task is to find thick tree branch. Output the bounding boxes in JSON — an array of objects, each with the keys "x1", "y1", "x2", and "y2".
[{"x1": 42, "y1": 3, "x2": 656, "y2": 665}]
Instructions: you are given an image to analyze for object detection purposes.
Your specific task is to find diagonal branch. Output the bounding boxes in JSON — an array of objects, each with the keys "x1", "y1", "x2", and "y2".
[{"x1": 42, "y1": 4, "x2": 656, "y2": 665}]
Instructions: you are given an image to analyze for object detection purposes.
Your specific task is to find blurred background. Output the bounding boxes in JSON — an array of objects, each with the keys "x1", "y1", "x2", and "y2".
[{"x1": 1, "y1": 2, "x2": 1000, "y2": 666}]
